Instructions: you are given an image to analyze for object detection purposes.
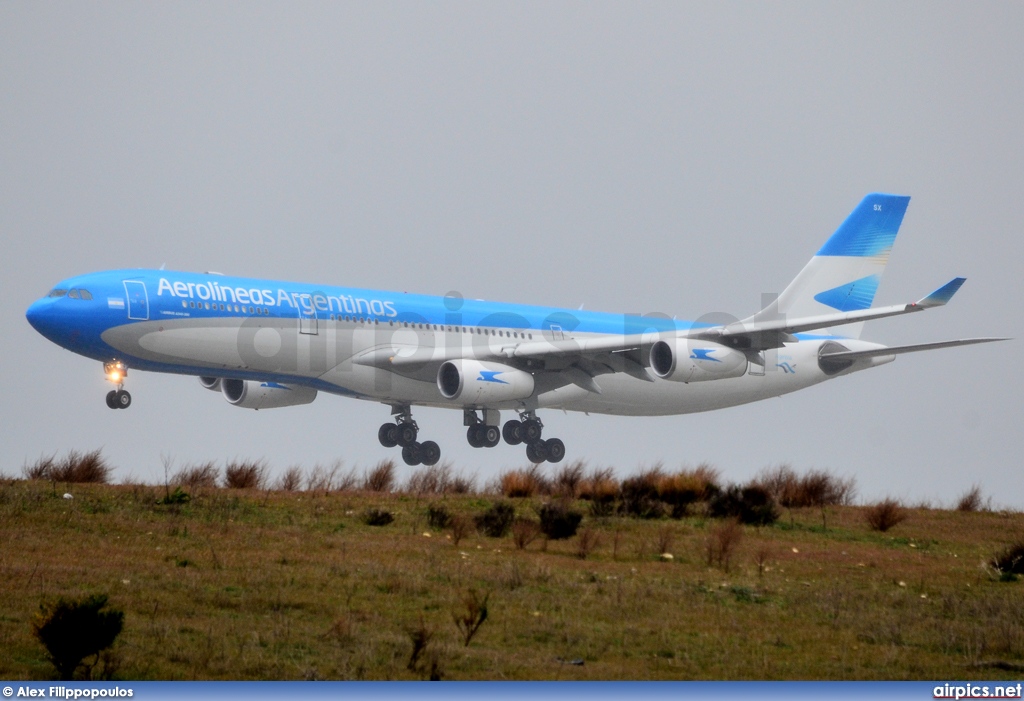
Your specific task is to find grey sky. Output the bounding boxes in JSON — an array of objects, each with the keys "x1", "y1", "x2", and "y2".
[{"x1": 2, "y1": 3, "x2": 1021, "y2": 505}]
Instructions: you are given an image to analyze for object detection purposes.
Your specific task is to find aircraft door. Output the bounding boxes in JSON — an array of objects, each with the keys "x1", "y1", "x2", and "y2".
[
  {"x1": 298, "y1": 299, "x2": 318, "y2": 335},
  {"x1": 123, "y1": 280, "x2": 149, "y2": 320}
]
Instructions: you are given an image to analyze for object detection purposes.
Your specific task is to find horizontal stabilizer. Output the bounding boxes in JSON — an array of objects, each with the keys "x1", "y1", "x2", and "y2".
[
  {"x1": 916, "y1": 277, "x2": 966, "y2": 308},
  {"x1": 819, "y1": 337, "x2": 1009, "y2": 361}
]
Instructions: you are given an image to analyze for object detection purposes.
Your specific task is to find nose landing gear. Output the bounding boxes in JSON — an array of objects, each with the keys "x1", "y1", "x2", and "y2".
[{"x1": 103, "y1": 361, "x2": 131, "y2": 409}]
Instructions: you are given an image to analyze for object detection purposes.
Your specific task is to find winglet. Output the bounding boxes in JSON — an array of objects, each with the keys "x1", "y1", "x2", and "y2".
[{"x1": 915, "y1": 277, "x2": 966, "y2": 308}]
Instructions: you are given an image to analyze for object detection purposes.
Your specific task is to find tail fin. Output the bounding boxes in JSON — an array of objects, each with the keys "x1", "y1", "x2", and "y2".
[{"x1": 751, "y1": 193, "x2": 911, "y2": 339}]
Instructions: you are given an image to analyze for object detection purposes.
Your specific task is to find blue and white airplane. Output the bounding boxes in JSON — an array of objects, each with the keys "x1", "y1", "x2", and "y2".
[{"x1": 26, "y1": 194, "x2": 1004, "y2": 467}]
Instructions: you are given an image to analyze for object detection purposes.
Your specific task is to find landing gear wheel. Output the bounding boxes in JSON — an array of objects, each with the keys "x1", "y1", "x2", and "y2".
[
  {"x1": 401, "y1": 442, "x2": 422, "y2": 466},
  {"x1": 378, "y1": 423, "x2": 399, "y2": 448},
  {"x1": 482, "y1": 425, "x2": 501, "y2": 448},
  {"x1": 526, "y1": 440, "x2": 547, "y2": 464},
  {"x1": 115, "y1": 390, "x2": 132, "y2": 409},
  {"x1": 396, "y1": 423, "x2": 418, "y2": 447},
  {"x1": 420, "y1": 441, "x2": 441, "y2": 466},
  {"x1": 106, "y1": 391, "x2": 118, "y2": 410},
  {"x1": 544, "y1": 438, "x2": 565, "y2": 463},
  {"x1": 467, "y1": 425, "x2": 484, "y2": 448},
  {"x1": 502, "y1": 419, "x2": 524, "y2": 445},
  {"x1": 523, "y1": 419, "x2": 543, "y2": 443}
]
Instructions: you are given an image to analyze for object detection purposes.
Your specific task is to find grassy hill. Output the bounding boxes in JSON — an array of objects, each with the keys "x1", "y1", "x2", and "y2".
[{"x1": 1, "y1": 469, "x2": 1023, "y2": 680}]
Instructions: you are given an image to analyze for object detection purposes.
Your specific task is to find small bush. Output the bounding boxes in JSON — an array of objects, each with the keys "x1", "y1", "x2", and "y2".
[
  {"x1": 511, "y1": 517, "x2": 541, "y2": 550},
  {"x1": 158, "y1": 487, "x2": 190, "y2": 505},
  {"x1": 658, "y1": 464, "x2": 720, "y2": 517},
  {"x1": 579, "y1": 467, "x2": 619, "y2": 504},
  {"x1": 32, "y1": 594, "x2": 124, "y2": 680},
  {"x1": 450, "y1": 514, "x2": 472, "y2": 546},
  {"x1": 575, "y1": 527, "x2": 601, "y2": 560},
  {"x1": 23, "y1": 454, "x2": 57, "y2": 480},
  {"x1": 499, "y1": 470, "x2": 538, "y2": 498},
  {"x1": 452, "y1": 589, "x2": 489, "y2": 647},
  {"x1": 224, "y1": 459, "x2": 267, "y2": 489},
  {"x1": 756, "y1": 465, "x2": 855, "y2": 509},
  {"x1": 706, "y1": 519, "x2": 743, "y2": 572},
  {"x1": 475, "y1": 501, "x2": 515, "y2": 537},
  {"x1": 538, "y1": 501, "x2": 583, "y2": 540},
  {"x1": 42, "y1": 450, "x2": 112, "y2": 484},
  {"x1": 426, "y1": 503, "x2": 453, "y2": 530},
  {"x1": 363, "y1": 460, "x2": 396, "y2": 493},
  {"x1": 407, "y1": 462, "x2": 454, "y2": 495},
  {"x1": 989, "y1": 543, "x2": 1024, "y2": 576},
  {"x1": 865, "y1": 498, "x2": 907, "y2": 532},
  {"x1": 552, "y1": 460, "x2": 586, "y2": 499},
  {"x1": 173, "y1": 462, "x2": 220, "y2": 490},
  {"x1": 709, "y1": 484, "x2": 779, "y2": 526},
  {"x1": 277, "y1": 465, "x2": 304, "y2": 492},
  {"x1": 619, "y1": 465, "x2": 666, "y2": 519},
  {"x1": 363, "y1": 508, "x2": 394, "y2": 526},
  {"x1": 448, "y1": 473, "x2": 476, "y2": 494},
  {"x1": 956, "y1": 485, "x2": 985, "y2": 512}
]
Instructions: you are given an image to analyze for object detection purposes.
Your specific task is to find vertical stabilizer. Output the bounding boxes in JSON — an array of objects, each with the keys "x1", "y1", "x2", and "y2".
[{"x1": 751, "y1": 193, "x2": 911, "y2": 338}]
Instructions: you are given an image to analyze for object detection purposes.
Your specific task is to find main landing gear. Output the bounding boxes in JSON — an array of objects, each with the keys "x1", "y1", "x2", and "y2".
[
  {"x1": 103, "y1": 360, "x2": 132, "y2": 410},
  {"x1": 500, "y1": 411, "x2": 565, "y2": 464},
  {"x1": 377, "y1": 405, "x2": 440, "y2": 467}
]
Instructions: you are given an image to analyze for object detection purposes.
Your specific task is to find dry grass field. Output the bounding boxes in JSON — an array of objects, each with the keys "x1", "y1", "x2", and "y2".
[{"x1": 1, "y1": 462, "x2": 1023, "y2": 681}]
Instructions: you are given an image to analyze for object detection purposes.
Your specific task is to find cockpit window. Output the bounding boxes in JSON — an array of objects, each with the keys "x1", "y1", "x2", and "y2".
[
  {"x1": 68, "y1": 289, "x2": 80, "y2": 299},
  {"x1": 48, "y1": 289, "x2": 67, "y2": 298},
  {"x1": 79, "y1": 289, "x2": 93, "y2": 300}
]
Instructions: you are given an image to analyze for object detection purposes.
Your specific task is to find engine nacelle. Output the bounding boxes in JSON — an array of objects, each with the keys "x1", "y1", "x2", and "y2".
[
  {"x1": 199, "y1": 376, "x2": 221, "y2": 392},
  {"x1": 437, "y1": 359, "x2": 535, "y2": 404},
  {"x1": 649, "y1": 339, "x2": 748, "y2": 383},
  {"x1": 221, "y1": 379, "x2": 317, "y2": 410}
]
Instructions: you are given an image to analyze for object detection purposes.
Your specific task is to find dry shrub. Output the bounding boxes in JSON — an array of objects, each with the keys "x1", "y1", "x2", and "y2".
[
  {"x1": 552, "y1": 460, "x2": 586, "y2": 499},
  {"x1": 575, "y1": 527, "x2": 601, "y2": 560},
  {"x1": 619, "y1": 464, "x2": 666, "y2": 518},
  {"x1": 511, "y1": 517, "x2": 541, "y2": 550},
  {"x1": 362, "y1": 508, "x2": 394, "y2": 526},
  {"x1": 223, "y1": 459, "x2": 266, "y2": 489},
  {"x1": 276, "y1": 465, "x2": 304, "y2": 491},
  {"x1": 956, "y1": 485, "x2": 986, "y2": 512},
  {"x1": 499, "y1": 465, "x2": 549, "y2": 498},
  {"x1": 23, "y1": 454, "x2": 57, "y2": 480},
  {"x1": 865, "y1": 498, "x2": 908, "y2": 532},
  {"x1": 709, "y1": 484, "x2": 779, "y2": 526},
  {"x1": 656, "y1": 525, "x2": 676, "y2": 555},
  {"x1": 450, "y1": 514, "x2": 472, "y2": 546},
  {"x1": 407, "y1": 461, "x2": 454, "y2": 495},
  {"x1": 706, "y1": 519, "x2": 743, "y2": 571},
  {"x1": 405, "y1": 616, "x2": 435, "y2": 672},
  {"x1": 756, "y1": 464, "x2": 856, "y2": 509},
  {"x1": 32, "y1": 594, "x2": 124, "y2": 681},
  {"x1": 45, "y1": 450, "x2": 112, "y2": 484},
  {"x1": 579, "y1": 467, "x2": 619, "y2": 503},
  {"x1": 658, "y1": 463, "x2": 720, "y2": 517},
  {"x1": 363, "y1": 460, "x2": 396, "y2": 492},
  {"x1": 448, "y1": 473, "x2": 476, "y2": 494},
  {"x1": 452, "y1": 589, "x2": 489, "y2": 647},
  {"x1": 538, "y1": 501, "x2": 583, "y2": 540},
  {"x1": 173, "y1": 462, "x2": 220, "y2": 490}
]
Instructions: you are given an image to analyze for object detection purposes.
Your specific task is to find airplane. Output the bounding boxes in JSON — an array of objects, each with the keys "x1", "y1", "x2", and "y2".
[{"x1": 25, "y1": 193, "x2": 1006, "y2": 467}]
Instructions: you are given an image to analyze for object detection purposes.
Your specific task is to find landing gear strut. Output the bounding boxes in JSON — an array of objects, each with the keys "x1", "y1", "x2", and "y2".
[
  {"x1": 508, "y1": 411, "x2": 565, "y2": 464},
  {"x1": 465, "y1": 409, "x2": 501, "y2": 448},
  {"x1": 377, "y1": 405, "x2": 440, "y2": 467},
  {"x1": 103, "y1": 361, "x2": 131, "y2": 409}
]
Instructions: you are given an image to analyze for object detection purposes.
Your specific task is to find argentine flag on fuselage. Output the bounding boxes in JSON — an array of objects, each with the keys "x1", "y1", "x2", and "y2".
[{"x1": 755, "y1": 193, "x2": 910, "y2": 339}]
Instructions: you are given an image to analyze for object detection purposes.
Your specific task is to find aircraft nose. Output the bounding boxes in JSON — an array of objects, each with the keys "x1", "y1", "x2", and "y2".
[{"x1": 26, "y1": 298, "x2": 58, "y2": 338}]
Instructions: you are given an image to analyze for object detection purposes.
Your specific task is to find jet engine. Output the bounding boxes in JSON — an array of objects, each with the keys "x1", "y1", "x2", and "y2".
[
  {"x1": 437, "y1": 359, "x2": 535, "y2": 404},
  {"x1": 199, "y1": 376, "x2": 222, "y2": 391},
  {"x1": 221, "y1": 379, "x2": 317, "y2": 410},
  {"x1": 649, "y1": 339, "x2": 747, "y2": 383}
]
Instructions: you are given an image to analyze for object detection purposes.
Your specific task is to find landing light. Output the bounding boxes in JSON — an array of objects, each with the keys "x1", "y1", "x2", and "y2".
[{"x1": 104, "y1": 361, "x2": 127, "y2": 384}]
